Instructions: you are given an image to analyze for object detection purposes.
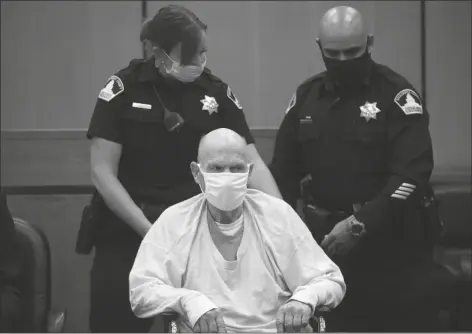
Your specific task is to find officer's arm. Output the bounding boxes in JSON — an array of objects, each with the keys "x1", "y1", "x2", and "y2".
[
  {"x1": 220, "y1": 84, "x2": 282, "y2": 199},
  {"x1": 245, "y1": 145, "x2": 282, "y2": 199},
  {"x1": 270, "y1": 90, "x2": 305, "y2": 209},
  {"x1": 88, "y1": 75, "x2": 152, "y2": 237},
  {"x1": 354, "y1": 88, "x2": 434, "y2": 233}
]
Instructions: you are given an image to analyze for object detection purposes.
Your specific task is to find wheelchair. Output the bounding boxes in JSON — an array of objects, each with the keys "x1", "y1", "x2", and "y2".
[{"x1": 160, "y1": 309, "x2": 327, "y2": 333}]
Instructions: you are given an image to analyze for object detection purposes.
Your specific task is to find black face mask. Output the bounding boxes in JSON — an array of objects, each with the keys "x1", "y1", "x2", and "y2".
[{"x1": 322, "y1": 50, "x2": 373, "y2": 89}]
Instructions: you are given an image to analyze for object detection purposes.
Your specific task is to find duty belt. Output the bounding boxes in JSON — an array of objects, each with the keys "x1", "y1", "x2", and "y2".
[
  {"x1": 302, "y1": 202, "x2": 364, "y2": 243},
  {"x1": 137, "y1": 201, "x2": 169, "y2": 224}
]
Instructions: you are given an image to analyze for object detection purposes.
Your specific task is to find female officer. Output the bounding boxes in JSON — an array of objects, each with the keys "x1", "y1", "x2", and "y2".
[{"x1": 86, "y1": 5, "x2": 281, "y2": 333}]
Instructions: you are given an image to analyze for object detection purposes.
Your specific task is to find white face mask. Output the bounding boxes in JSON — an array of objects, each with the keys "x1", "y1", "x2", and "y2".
[
  {"x1": 199, "y1": 167, "x2": 249, "y2": 211},
  {"x1": 163, "y1": 52, "x2": 206, "y2": 82}
]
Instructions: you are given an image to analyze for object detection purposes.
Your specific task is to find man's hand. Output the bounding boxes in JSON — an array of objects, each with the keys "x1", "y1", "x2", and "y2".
[
  {"x1": 276, "y1": 300, "x2": 312, "y2": 332},
  {"x1": 320, "y1": 215, "x2": 360, "y2": 257},
  {"x1": 193, "y1": 308, "x2": 227, "y2": 333}
]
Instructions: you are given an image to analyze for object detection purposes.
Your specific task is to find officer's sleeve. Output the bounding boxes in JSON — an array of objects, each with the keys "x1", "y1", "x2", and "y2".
[
  {"x1": 86, "y1": 75, "x2": 126, "y2": 143},
  {"x1": 218, "y1": 84, "x2": 255, "y2": 145},
  {"x1": 270, "y1": 89, "x2": 305, "y2": 209},
  {"x1": 354, "y1": 87, "x2": 434, "y2": 232}
]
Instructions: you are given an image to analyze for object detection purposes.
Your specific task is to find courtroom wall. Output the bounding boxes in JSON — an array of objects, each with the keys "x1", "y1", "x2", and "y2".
[{"x1": 1, "y1": 2, "x2": 471, "y2": 332}]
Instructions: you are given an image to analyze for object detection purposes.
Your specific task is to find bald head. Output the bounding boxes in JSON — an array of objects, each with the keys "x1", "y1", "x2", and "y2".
[
  {"x1": 197, "y1": 128, "x2": 247, "y2": 165},
  {"x1": 319, "y1": 6, "x2": 369, "y2": 57}
]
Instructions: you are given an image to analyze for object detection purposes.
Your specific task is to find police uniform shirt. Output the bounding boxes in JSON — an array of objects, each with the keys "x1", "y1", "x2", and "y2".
[
  {"x1": 87, "y1": 58, "x2": 254, "y2": 205},
  {"x1": 271, "y1": 62, "x2": 433, "y2": 234}
]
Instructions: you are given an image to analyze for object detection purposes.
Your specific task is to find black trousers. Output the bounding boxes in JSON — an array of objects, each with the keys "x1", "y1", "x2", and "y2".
[
  {"x1": 325, "y1": 256, "x2": 454, "y2": 332},
  {"x1": 89, "y1": 232, "x2": 153, "y2": 333}
]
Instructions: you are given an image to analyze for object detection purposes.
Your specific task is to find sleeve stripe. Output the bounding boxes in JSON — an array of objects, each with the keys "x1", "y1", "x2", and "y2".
[
  {"x1": 398, "y1": 186, "x2": 414, "y2": 193},
  {"x1": 401, "y1": 183, "x2": 416, "y2": 189},
  {"x1": 392, "y1": 194, "x2": 408, "y2": 200},
  {"x1": 394, "y1": 190, "x2": 411, "y2": 196}
]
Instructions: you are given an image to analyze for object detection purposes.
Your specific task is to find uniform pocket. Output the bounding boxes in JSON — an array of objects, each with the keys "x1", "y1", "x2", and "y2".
[
  {"x1": 353, "y1": 127, "x2": 386, "y2": 146},
  {"x1": 120, "y1": 108, "x2": 166, "y2": 150},
  {"x1": 348, "y1": 125, "x2": 388, "y2": 173},
  {"x1": 120, "y1": 108, "x2": 162, "y2": 123},
  {"x1": 297, "y1": 118, "x2": 320, "y2": 142}
]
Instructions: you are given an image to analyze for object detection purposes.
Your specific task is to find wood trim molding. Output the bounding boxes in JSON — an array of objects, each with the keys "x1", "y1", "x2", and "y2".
[{"x1": 1, "y1": 129, "x2": 470, "y2": 194}]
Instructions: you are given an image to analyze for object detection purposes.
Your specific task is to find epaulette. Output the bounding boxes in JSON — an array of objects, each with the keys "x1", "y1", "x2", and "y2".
[
  {"x1": 113, "y1": 59, "x2": 146, "y2": 82},
  {"x1": 375, "y1": 64, "x2": 412, "y2": 88},
  {"x1": 201, "y1": 67, "x2": 223, "y2": 83},
  {"x1": 129, "y1": 58, "x2": 146, "y2": 67},
  {"x1": 198, "y1": 67, "x2": 226, "y2": 88},
  {"x1": 298, "y1": 71, "x2": 327, "y2": 89}
]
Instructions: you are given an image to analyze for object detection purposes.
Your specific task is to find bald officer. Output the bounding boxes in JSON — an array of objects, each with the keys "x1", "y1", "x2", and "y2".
[{"x1": 271, "y1": 6, "x2": 446, "y2": 332}]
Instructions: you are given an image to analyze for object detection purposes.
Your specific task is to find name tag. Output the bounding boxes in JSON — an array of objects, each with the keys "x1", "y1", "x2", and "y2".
[{"x1": 132, "y1": 102, "x2": 152, "y2": 110}]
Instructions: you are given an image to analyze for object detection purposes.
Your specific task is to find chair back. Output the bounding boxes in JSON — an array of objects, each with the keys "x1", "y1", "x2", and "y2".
[{"x1": 13, "y1": 217, "x2": 52, "y2": 332}]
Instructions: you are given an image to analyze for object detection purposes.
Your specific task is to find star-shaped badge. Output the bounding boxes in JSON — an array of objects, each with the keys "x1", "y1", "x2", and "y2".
[
  {"x1": 201, "y1": 95, "x2": 219, "y2": 115},
  {"x1": 359, "y1": 101, "x2": 381, "y2": 122}
]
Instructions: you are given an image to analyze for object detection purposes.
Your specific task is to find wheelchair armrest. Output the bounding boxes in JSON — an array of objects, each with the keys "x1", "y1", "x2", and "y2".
[
  {"x1": 160, "y1": 309, "x2": 329, "y2": 333},
  {"x1": 47, "y1": 309, "x2": 67, "y2": 333},
  {"x1": 311, "y1": 308, "x2": 329, "y2": 332},
  {"x1": 160, "y1": 312, "x2": 179, "y2": 333},
  {"x1": 160, "y1": 311, "x2": 179, "y2": 320}
]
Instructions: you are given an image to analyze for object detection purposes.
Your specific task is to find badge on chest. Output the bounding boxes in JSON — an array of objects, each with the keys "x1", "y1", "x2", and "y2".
[
  {"x1": 359, "y1": 101, "x2": 381, "y2": 122},
  {"x1": 201, "y1": 95, "x2": 219, "y2": 115}
]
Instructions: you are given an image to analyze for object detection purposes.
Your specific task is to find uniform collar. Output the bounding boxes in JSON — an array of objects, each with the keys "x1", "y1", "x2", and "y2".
[
  {"x1": 136, "y1": 57, "x2": 161, "y2": 83},
  {"x1": 322, "y1": 60, "x2": 375, "y2": 94}
]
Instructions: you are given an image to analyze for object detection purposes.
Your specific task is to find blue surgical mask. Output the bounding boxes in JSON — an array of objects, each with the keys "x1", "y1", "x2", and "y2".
[{"x1": 163, "y1": 52, "x2": 206, "y2": 83}]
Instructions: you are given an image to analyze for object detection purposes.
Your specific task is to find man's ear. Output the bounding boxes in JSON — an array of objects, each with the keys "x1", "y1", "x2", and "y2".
[
  {"x1": 367, "y1": 34, "x2": 374, "y2": 54},
  {"x1": 190, "y1": 162, "x2": 200, "y2": 183},
  {"x1": 315, "y1": 38, "x2": 324, "y2": 55},
  {"x1": 248, "y1": 163, "x2": 255, "y2": 179}
]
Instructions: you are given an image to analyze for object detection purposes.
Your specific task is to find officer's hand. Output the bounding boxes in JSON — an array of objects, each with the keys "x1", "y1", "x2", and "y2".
[
  {"x1": 320, "y1": 216, "x2": 360, "y2": 257},
  {"x1": 193, "y1": 308, "x2": 227, "y2": 333},
  {"x1": 276, "y1": 300, "x2": 312, "y2": 333}
]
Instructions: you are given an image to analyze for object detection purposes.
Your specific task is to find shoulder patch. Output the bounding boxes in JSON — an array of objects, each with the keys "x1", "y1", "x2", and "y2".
[
  {"x1": 394, "y1": 89, "x2": 423, "y2": 115},
  {"x1": 98, "y1": 75, "x2": 124, "y2": 102},
  {"x1": 226, "y1": 86, "x2": 243, "y2": 110},
  {"x1": 285, "y1": 93, "x2": 297, "y2": 114}
]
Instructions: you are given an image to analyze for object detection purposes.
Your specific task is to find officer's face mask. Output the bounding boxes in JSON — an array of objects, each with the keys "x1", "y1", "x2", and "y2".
[
  {"x1": 198, "y1": 165, "x2": 250, "y2": 212},
  {"x1": 163, "y1": 52, "x2": 206, "y2": 83},
  {"x1": 321, "y1": 44, "x2": 373, "y2": 88}
]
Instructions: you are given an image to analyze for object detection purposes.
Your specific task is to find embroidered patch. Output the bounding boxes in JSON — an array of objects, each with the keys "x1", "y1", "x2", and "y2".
[
  {"x1": 201, "y1": 95, "x2": 219, "y2": 115},
  {"x1": 132, "y1": 102, "x2": 152, "y2": 110},
  {"x1": 226, "y1": 86, "x2": 243, "y2": 110},
  {"x1": 286, "y1": 93, "x2": 297, "y2": 114},
  {"x1": 394, "y1": 89, "x2": 423, "y2": 115},
  {"x1": 359, "y1": 101, "x2": 381, "y2": 122},
  {"x1": 98, "y1": 76, "x2": 124, "y2": 102}
]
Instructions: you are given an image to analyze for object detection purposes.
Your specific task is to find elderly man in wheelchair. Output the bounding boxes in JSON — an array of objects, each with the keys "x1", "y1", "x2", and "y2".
[{"x1": 129, "y1": 128, "x2": 346, "y2": 333}]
